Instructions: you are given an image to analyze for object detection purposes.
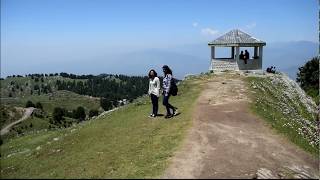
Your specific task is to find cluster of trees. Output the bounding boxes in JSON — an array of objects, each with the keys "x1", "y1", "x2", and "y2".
[
  {"x1": 25, "y1": 100, "x2": 43, "y2": 109},
  {"x1": 8, "y1": 81, "x2": 24, "y2": 97},
  {"x1": 296, "y1": 57, "x2": 319, "y2": 105},
  {"x1": 51, "y1": 106, "x2": 99, "y2": 128},
  {"x1": 11, "y1": 124, "x2": 33, "y2": 135},
  {"x1": 6, "y1": 73, "x2": 151, "y2": 115},
  {"x1": 33, "y1": 84, "x2": 53, "y2": 94},
  {"x1": 5, "y1": 72, "x2": 147, "y2": 80},
  {"x1": 5, "y1": 72, "x2": 92, "y2": 79},
  {"x1": 7, "y1": 75, "x2": 54, "y2": 97},
  {"x1": 6, "y1": 73, "x2": 58, "y2": 79},
  {"x1": 5, "y1": 72, "x2": 93, "y2": 79},
  {"x1": 56, "y1": 74, "x2": 149, "y2": 110},
  {"x1": 52, "y1": 106, "x2": 93, "y2": 127},
  {"x1": 59, "y1": 72, "x2": 96, "y2": 79},
  {"x1": 6, "y1": 75, "x2": 24, "y2": 78}
]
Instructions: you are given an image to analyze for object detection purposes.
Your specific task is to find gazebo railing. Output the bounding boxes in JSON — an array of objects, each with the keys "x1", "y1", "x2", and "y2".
[
  {"x1": 210, "y1": 58, "x2": 262, "y2": 71},
  {"x1": 210, "y1": 58, "x2": 239, "y2": 71}
]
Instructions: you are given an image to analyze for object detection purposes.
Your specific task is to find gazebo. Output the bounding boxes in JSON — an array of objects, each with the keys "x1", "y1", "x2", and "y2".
[{"x1": 208, "y1": 29, "x2": 266, "y2": 71}]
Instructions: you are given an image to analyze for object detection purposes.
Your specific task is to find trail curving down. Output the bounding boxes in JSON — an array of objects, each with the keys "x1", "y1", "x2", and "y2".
[{"x1": 1, "y1": 107, "x2": 35, "y2": 136}]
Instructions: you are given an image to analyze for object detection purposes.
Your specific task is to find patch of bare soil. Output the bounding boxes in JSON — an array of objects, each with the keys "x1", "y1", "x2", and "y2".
[{"x1": 162, "y1": 74, "x2": 319, "y2": 179}]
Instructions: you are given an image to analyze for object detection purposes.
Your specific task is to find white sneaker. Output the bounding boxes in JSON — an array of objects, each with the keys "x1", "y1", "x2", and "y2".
[{"x1": 173, "y1": 108, "x2": 179, "y2": 116}]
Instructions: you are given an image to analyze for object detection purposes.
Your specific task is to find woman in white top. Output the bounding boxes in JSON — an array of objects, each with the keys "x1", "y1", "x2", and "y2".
[{"x1": 148, "y1": 69, "x2": 160, "y2": 118}]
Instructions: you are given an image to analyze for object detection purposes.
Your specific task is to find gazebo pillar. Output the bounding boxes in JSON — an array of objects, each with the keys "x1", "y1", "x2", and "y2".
[
  {"x1": 235, "y1": 46, "x2": 240, "y2": 62},
  {"x1": 231, "y1": 47, "x2": 235, "y2": 59},
  {"x1": 254, "y1": 47, "x2": 258, "y2": 58},
  {"x1": 211, "y1": 46, "x2": 215, "y2": 59},
  {"x1": 258, "y1": 46, "x2": 263, "y2": 69}
]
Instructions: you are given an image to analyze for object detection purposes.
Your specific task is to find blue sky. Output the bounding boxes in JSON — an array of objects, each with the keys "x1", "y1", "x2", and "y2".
[{"x1": 1, "y1": 0, "x2": 318, "y2": 77}]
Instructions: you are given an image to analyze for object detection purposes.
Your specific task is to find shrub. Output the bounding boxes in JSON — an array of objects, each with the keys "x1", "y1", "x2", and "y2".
[
  {"x1": 34, "y1": 84, "x2": 39, "y2": 90},
  {"x1": 100, "y1": 98, "x2": 113, "y2": 111},
  {"x1": 53, "y1": 107, "x2": 65, "y2": 123},
  {"x1": 74, "y1": 106, "x2": 86, "y2": 121},
  {"x1": 297, "y1": 57, "x2": 319, "y2": 105},
  {"x1": 26, "y1": 100, "x2": 35, "y2": 108},
  {"x1": 89, "y1": 109, "x2": 99, "y2": 117},
  {"x1": 35, "y1": 102, "x2": 43, "y2": 110}
]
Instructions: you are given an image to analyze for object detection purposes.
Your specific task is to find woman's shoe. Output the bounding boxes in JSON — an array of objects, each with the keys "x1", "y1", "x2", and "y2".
[
  {"x1": 173, "y1": 107, "x2": 179, "y2": 116},
  {"x1": 165, "y1": 114, "x2": 173, "y2": 119}
]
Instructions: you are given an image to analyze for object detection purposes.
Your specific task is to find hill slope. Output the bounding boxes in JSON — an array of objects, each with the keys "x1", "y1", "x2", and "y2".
[
  {"x1": 247, "y1": 73, "x2": 318, "y2": 154},
  {"x1": 0, "y1": 73, "x2": 149, "y2": 138},
  {"x1": 163, "y1": 72, "x2": 318, "y2": 179},
  {"x1": 0, "y1": 75, "x2": 206, "y2": 178}
]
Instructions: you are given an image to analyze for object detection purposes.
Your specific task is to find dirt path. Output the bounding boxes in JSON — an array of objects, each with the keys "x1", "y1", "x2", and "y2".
[
  {"x1": 1, "y1": 107, "x2": 35, "y2": 136},
  {"x1": 163, "y1": 73, "x2": 319, "y2": 179}
]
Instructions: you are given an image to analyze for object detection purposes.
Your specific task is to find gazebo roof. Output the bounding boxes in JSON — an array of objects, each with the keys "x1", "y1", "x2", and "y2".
[{"x1": 208, "y1": 29, "x2": 266, "y2": 47}]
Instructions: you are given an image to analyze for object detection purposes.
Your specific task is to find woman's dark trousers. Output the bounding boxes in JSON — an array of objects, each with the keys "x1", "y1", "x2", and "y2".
[
  {"x1": 151, "y1": 94, "x2": 158, "y2": 115},
  {"x1": 163, "y1": 95, "x2": 175, "y2": 115}
]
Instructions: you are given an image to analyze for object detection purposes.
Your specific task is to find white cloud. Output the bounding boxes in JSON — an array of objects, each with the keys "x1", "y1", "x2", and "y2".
[
  {"x1": 192, "y1": 22, "x2": 198, "y2": 27},
  {"x1": 246, "y1": 22, "x2": 256, "y2": 29},
  {"x1": 201, "y1": 28, "x2": 219, "y2": 36}
]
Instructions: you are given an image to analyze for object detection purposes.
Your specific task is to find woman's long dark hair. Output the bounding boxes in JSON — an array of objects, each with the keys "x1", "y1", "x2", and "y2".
[
  {"x1": 148, "y1": 69, "x2": 158, "y2": 79},
  {"x1": 162, "y1": 65, "x2": 172, "y2": 75}
]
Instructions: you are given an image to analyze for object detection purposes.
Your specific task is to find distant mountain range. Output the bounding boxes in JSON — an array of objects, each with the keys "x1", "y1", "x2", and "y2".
[
  {"x1": 93, "y1": 40, "x2": 317, "y2": 80},
  {"x1": 263, "y1": 41, "x2": 318, "y2": 79},
  {"x1": 2, "y1": 41, "x2": 317, "y2": 80}
]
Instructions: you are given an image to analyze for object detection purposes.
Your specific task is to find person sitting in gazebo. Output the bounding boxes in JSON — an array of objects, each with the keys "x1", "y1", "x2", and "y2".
[
  {"x1": 244, "y1": 50, "x2": 249, "y2": 64},
  {"x1": 239, "y1": 51, "x2": 244, "y2": 60},
  {"x1": 240, "y1": 50, "x2": 247, "y2": 64}
]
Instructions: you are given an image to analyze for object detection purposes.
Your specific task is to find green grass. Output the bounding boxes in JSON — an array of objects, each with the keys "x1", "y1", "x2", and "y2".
[
  {"x1": 246, "y1": 76, "x2": 319, "y2": 155},
  {"x1": 1, "y1": 76, "x2": 82, "y2": 97},
  {"x1": 1, "y1": 90, "x2": 100, "y2": 114},
  {"x1": 1, "y1": 75, "x2": 99, "y2": 113},
  {"x1": 1, "y1": 116, "x2": 60, "y2": 141},
  {"x1": 306, "y1": 88, "x2": 319, "y2": 105},
  {"x1": 1, "y1": 89, "x2": 100, "y2": 140},
  {"x1": 0, "y1": 75, "x2": 207, "y2": 178}
]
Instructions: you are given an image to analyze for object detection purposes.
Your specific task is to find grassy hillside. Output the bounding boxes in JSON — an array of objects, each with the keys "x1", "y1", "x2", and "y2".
[
  {"x1": 246, "y1": 73, "x2": 319, "y2": 155},
  {"x1": 1, "y1": 76, "x2": 83, "y2": 97},
  {"x1": 0, "y1": 106, "x2": 24, "y2": 129},
  {"x1": 0, "y1": 74, "x2": 208, "y2": 178},
  {"x1": 1, "y1": 90, "x2": 101, "y2": 140},
  {"x1": 1, "y1": 76, "x2": 100, "y2": 112},
  {"x1": 1, "y1": 76, "x2": 101, "y2": 138},
  {"x1": 2, "y1": 90, "x2": 101, "y2": 114}
]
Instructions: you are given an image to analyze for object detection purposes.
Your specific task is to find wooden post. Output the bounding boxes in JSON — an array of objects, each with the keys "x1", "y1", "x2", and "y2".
[{"x1": 211, "y1": 46, "x2": 215, "y2": 59}]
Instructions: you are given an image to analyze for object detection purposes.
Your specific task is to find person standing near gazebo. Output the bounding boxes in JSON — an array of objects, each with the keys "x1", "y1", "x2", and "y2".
[{"x1": 240, "y1": 51, "x2": 244, "y2": 61}]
